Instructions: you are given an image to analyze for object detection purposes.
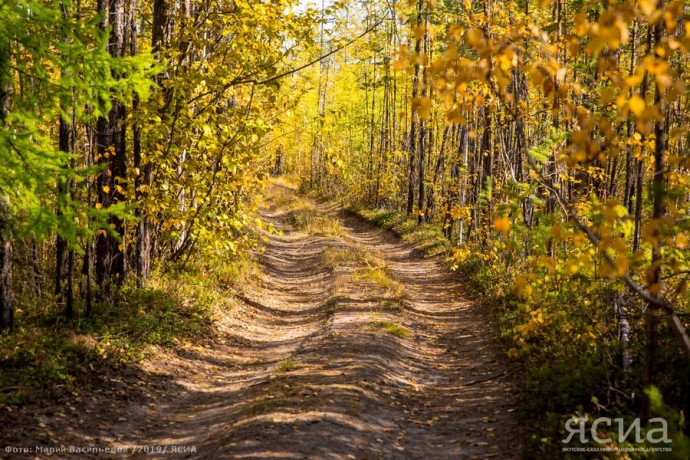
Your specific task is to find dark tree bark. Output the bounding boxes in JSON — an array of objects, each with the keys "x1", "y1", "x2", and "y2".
[
  {"x1": 479, "y1": 105, "x2": 492, "y2": 239},
  {"x1": 55, "y1": 2, "x2": 76, "y2": 319},
  {"x1": 643, "y1": 6, "x2": 666, "y2": 421},
  {"x1": 368, "y1": 48, "x2": 377, "y2": 199},
  {"x1": 55, "y1": 121, "x2": 69, "y2": 294},
  {"x1": 96, "y1": 0, "x2": 128, "y2": 291},
  {"x1": 633, "y1": 22, "x2": 653, "y2": 253},
  {"x1": 406, "y1": 0, "x2": 423, "y2": 216},
  {"x1": 129, "y1": 0, "x2": 151, "y2": 288},
  {"x1": 0, "y1": 37, "x2": 13, "y2": 330},
  {"x1": 624, "y1": 20, "x2": 638, "y2": 214},
  {"x1": 425, "y1": 125, "x2": 450, "y2": 222},
  {"x1": 32, "y1": 241, "x2": 42, "y2": 302},
  {"x1": 56, "y1": 115, "x2": 74, "y2": 318},
  {"x1": 0, "y1": 198, "x2": 12, "y2": 331},
  {"x1": 152, "y1": 0, "x2": 168, "y2": 57},
  {"x1": 416, "y1": 8, "x2": 429, "y2": 225}
]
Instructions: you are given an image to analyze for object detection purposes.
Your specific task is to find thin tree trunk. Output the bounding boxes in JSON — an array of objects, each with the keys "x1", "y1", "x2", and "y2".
[
  {"x1": 643, "y1": 6, "x2": 666, "y2": 421},
  {"x1": 406, "y1": 0, "x2": 423, "y2": 216},
  {"x1": 56, "y1": 116, "x2": 70, "y2": 308},
  {"x1": 624, "y1": 20, "x2": 638, "y2": 214},
  {"x1": 416, "y1": 7, "x2": 429, "y2": 224},
  {"x1": 633, "y1": 23, "x2": 653, "y2": 253},
  {"x1": 95, "y1": 0, "x2": 128, "y2": 292},
  {"x1": 0, "y1": 198, "x2": 12, "y2": 331},
  {"x1": 56, "y1": 1, "x2": 75, "y2": 319},
  {"x1": 0, "y1": 37, "x2": 13, "y2": 330},
  {"x1": 130, "y1": 0, "x2": 150, "y2": 288},
  {"x1": 426, "y1": 125, "x2": 450, "y2": 222}
]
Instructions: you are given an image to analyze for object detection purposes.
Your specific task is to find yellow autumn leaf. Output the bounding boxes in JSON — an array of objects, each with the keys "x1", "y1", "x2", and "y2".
[
  {"x1": 516, "y1": 275, "x2": 532, "y2": 299},
  {"x1": 656, "y1": 73, "x2": 673, "y2": 90},
  {"x1": 412, "y1": 97, "x2": 432, "y2": 120},
  {"x1": 616, "y1": 257, "x2": 629, "y2": 277},
  {"x1": 638, "y1": 0, "x2": 656, "y2": 17},
  {"x1": 412, "y1": 24, "x2": 426, "y2": 41},
  {"x1": 649, "y1": 283, "x2": 661, "y2": 296},
  {"x1": 599, "y1": 262, "x2": 612, "y2": 278},
  {"x1": 465, "y1": 27, "x2": 484, "y2": 49},
  {"x1": 393, "y1": 59, "x2": 408, "y2": 71},
  {"x1": 566, "y1": 262, "x2": 579, "y2": 275},
  {"x1": 625, "y1": 74, "x2": 643, "y2": 87},
  {"x1": 573, "y1": 13, "x2": 589, "y2": 37},
  {"x1": 628, "y1": 95, "x2": 646, "y2": 117},
  {"x1": 493, "y1": 216, "x2": 511, "y2": 235}
]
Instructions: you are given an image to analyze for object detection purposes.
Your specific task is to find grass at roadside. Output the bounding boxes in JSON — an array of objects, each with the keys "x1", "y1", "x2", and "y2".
[
  {"x1": 0, "y1": 258, "x2": 255, "y2": 406},
  {"x1": 352, "y1": 208, "x2": 450, "y2": 259}
]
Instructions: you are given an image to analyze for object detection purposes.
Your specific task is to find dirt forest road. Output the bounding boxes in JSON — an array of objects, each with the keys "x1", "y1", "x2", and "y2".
[
  {"x1": 117, "y1": 183, "x2": 521, "y2": 459},
  {"x1": 4, "y1": 183, "x2": 521, "y2": 459}
]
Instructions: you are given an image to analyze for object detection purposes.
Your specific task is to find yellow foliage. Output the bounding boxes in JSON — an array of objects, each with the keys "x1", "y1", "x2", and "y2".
[
  {"x1": 412, "y1": 97, "x2": 432, "y2": 120},
  {"x1": 615, "y1": 257, "x2": 629, "y2": 277},
  {"x1": 628, "y1": 94, "x2": 646, "y2": 117},
  {"x1": 493, "y1": 216, "x2": 511, "y2": 235}
]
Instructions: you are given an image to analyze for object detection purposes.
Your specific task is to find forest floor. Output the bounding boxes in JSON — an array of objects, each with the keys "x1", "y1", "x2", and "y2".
[{"x1": 2, "y1": 182, "x2": 521, "y2": 459}]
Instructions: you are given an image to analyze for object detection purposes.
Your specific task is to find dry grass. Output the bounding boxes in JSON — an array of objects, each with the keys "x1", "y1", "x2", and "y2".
[
  {"x1": 322, "y1": 245, "x2": 385, "y2": 269},
  {"x1": 332, "y1": 274, "x2": 348, "y2": 297},
  {"x1": 322, "y1": 245, "x2": 404, "y2": 299},
  {"x1": 321, "y1": 246, "x2": 355, "y2": 268},
  {"x1": 270, "y1": 175, "x2": 300, "y2": 190},
  {"x1": 367, "y1": 320, "x2": 410, "y2": 338},
  {"x1": 302, "y1": 215, "x2": 344, "y2": 237},
  {"x1": 275, "y1": 360, "x2": 302, "y2": 373},
  {"x1": 277, "y1": 197, "x2": 344, "y2": 237},
  {"x1": 379, "y1": 299, "x2": 404, "y2": 312},
  {"x1": 353, "y1": 266, "x2": 405, "y2": 299}
]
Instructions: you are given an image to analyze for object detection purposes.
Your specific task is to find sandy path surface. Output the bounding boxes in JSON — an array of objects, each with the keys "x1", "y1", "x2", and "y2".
[{"x1": 2, "y1": 184, "x2": 521, "y2": 459}]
